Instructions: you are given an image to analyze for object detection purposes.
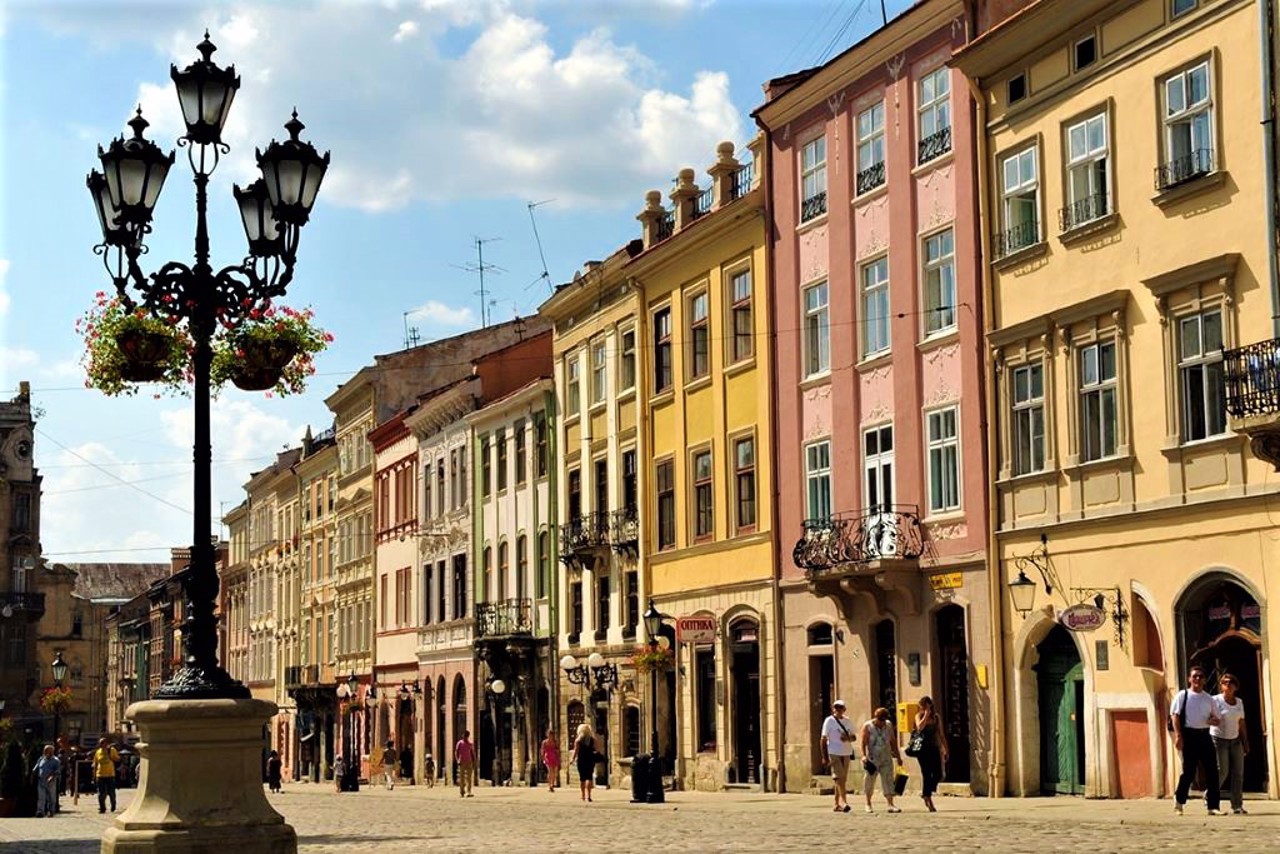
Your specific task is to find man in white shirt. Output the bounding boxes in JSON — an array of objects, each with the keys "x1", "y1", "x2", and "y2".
[
  {"x1": 1171, "y1": 666, "x2": 1222, "y2": 815},
  {"x1": 820, "y1": 699, "x2": 856, "y2": 813}
]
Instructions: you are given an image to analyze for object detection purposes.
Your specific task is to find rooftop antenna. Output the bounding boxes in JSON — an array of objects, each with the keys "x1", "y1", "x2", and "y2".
[
  {"x1": 526, "y1": 199, "x2": 555, "y2": 293},
  {"x1": 402, "y1": 311, "x2": 421, "y2": 349},
  {"x1": 452, "y1": 237, "x2": 505, "y2": 328}
]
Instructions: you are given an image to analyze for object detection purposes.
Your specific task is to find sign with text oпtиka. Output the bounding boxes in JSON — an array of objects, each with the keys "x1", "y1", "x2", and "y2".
[
  {"x1": 676, "y1": 615, "x2": 717, "y2": 644},
  {"x1": 1059, "y1": 604, "x2": 1106, "y2": 632}
]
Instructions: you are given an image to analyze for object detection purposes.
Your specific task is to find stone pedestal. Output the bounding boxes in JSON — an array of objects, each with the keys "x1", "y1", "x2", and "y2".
[{"x1": 101, "y1": 698, "x2": 296, "y2": 854}]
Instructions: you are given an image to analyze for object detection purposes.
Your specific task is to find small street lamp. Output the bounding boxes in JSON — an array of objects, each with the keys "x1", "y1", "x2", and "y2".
[
  {"x1": 51, "y1": 651, "x2": 68, "y2": 744},
  {"x1": 487, "y1": 677, "x2": 507, "y2": 785},
  {"x1": 560, "y1": 652, "x2": 618, "y2": 691},
  {"x1": 1009, "y1": 570, "x2": 1037, "y2": 617},
  {"x1": 641, "y1": 600, "x2": 667, "y2": 804}
]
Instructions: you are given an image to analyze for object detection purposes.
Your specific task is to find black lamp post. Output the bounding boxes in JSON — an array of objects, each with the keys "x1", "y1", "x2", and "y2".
[
  {"x1": 51, "y1": 651, "x2": 68, "y2": 744},
  {"x1": 87, "y1": 32, "x2": 328, "y2": 701},
  {"x1": 487, "y1": 677, "x2": 507, "y2": 785},
  {"x1": 641, "y1": 600, "x2": 666, "y2": 804}
]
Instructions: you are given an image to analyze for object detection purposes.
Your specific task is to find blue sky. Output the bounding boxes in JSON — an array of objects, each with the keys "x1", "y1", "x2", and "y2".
[{"x1": 0, "y1": 0, "x2": 915, "y2": 562}]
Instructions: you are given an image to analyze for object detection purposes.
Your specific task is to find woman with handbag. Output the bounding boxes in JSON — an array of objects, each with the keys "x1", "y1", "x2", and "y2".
[
  {"x1": 912, "y1": 696, "x2": 949, "y2": 812},
  {"x1": 859, "y1": 707, "x2": 902, "y2": 813}
]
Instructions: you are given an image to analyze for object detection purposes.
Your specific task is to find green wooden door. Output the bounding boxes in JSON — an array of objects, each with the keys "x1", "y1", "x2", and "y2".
[{"x1": 1037, "y1": 627, "x2": 1084, "y2": 795}]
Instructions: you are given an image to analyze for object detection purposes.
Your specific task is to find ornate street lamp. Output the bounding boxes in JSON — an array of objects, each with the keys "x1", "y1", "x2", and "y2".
[
  {"x1": 87, "y1": 33, "x2": 328, "y2": 702},
  {"x1": 487, "y1": 677, "x2": 507, "y2": 784},
  {"x1": 50, "y1": 651, "x2": 68, "y2": 745},
  {"x1": 1009, "y1": 570, "x2": 1037, "y2": 617},
  {"x1": 641, "y1": 600, "x2": 667, "y2": 804}
]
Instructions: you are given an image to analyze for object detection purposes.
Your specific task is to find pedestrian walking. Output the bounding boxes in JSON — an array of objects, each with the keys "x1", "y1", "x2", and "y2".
[
  {"x1": 913, "y1": 696, "x2": 948, "y2": 813},
  {"x1": 569, "y1": 724, "x2": 599, "y2": 802},
  {"x1": 266, "y1": 749, "x2": 282, "y2": 794},
  {"x1": 1212, "y1": 672, "x2": 1249, "y2": 814},
  {"x1": 93, "y1": 737, "x2": 120, "y2": 814},
  {"x1": 1172, "y1": 666, "x2": 1223, "y2": 815},
  {"x1": 455, "y1": 731, "x2": 476, "y2": 797},
  {"x1": 860, "y1": 707, "x2": 902, "y2": 814},
  {"x1": 333, "y1": 755, "x2": 346, "y2": 793},
  {"x1": 33, "y1": 744, "x2": 60, "y2": 818},
  {"x1": 400, "y1": 745, "x2": 413, "y2": 785},
  {"x1": 423, "y1": 753, "x2": 436, "y2": 788},
  {"x1": 541, "y1": 728, "x2": 561, "y2": 792},
  {"x1": 819, "y1": 699, "x2": 856, "y2": 813},
  {"x1": 383, "y1": 740, "x2": 397, "y2": 790}
]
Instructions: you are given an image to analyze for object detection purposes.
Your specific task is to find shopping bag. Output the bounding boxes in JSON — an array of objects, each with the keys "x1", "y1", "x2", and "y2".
[{"x1": 893, "y1": 765, "x2": 909, "y2": 796}]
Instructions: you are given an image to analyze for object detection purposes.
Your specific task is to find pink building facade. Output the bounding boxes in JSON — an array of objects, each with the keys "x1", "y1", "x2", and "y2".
[{"x1": 756, "y1": 0, "x2": 993, "y2": 794}]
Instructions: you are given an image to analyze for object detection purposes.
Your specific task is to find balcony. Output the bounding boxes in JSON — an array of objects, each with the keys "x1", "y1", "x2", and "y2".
[
  {"x1": 730, "y1": 161, "x2": 754, "y2": 200},
  {"x1": 559, "y1": 512, "x2": 611, "y2": 568},
  {"x1": 994, "y1": 220, "x2": 1040, "y2": 260},
  {"x1": 610, "y1": 507, "x2": 639, "y2": 557},
  {"x1": 918, "y1": 127, "x2": 952, "y2": 165},
  {"x1": 0, "y1": 591, "x2": 44, "y2": 619},
  {"x1": 416, "y1": 619, "x2": 473, "y2": 655},
  {"x1": 476, "y1": 598, "x2": 533, "y2": 638},
  {"x1": 800, "y1": 191, "x2": 827, "y2": 223},
  {"x1": 1059, "y1": 192, "x2": 1109, "y2": 233},
  {"x1": 655, "y1": 211, "x2": 675, "y2": 243},
  {"x1": 691, "y1": 186, "x2": 713, "y2": 221},
  {"x1": 1155, "y1": 147, "x2": 1215, "y2": 192},
  {"x1": 1225, "y1": 338, "x2": 1280, "y2": 469},
  {"x1": 855, "y1": 161, "x2": 886, "y2": 195},
  {"x1": 793, "y1": 506, "x2": 926, "y2": 612},
  {"x1": 285, "y1": 664, "x2": 319, "y2": 693}
]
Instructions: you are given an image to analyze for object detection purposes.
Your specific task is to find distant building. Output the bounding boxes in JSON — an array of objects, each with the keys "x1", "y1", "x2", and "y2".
[{"x1": 0, "y1": 382, "x2": 43, "y2": 726}]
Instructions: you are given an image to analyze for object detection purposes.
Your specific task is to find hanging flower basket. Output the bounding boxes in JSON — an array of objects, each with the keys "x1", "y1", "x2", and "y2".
[
  {"x1": 78, "y1": 293, "x2": 190, "y2": 396},
  {"x1": 211, "y1": 304, "x2": 331, "y2": 397},
  {"x1": 39, "y1": 686, "x2": 72, "y2": 714},
  {"x1": 628, "y1": 645, "x2": 674, "y2": 674}
]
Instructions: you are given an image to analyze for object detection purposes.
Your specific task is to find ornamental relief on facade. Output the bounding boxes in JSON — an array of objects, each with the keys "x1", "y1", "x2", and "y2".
[
  {"x1": 799, "y1": 227, "x2": 829, "y2": 284},
  {"x1": 926, "y1": 521, "x2": 967, "y2": 542}
]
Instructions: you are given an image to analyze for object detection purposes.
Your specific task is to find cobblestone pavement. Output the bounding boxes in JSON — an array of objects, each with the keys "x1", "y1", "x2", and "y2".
[{"x1": 3, "y1": 782, "x2": 1279, "y2": 853}]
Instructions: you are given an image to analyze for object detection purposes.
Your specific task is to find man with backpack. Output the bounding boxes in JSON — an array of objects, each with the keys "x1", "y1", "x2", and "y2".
[{"x1": 1170, "y1": 666, "x2": 1223, "y2": 815}]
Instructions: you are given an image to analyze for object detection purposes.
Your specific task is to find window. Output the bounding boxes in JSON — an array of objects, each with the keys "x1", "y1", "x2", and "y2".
[
  {"x1": 1172, "y1": 0, "x2": 1196, "y2": 16},
  {"x1": 436, "y1": 559, "x2": 447, "y2": 622},
  {"x1": 496, "y1": 429, "x2": 508, "y2": 492},
  {"x1": 625, "y1": 706, "x2": 642, "y2": 759},
  {"x1": 458, "y1": 446, "x2": 467, "y2": 505},
  {"x1": 1007, "y1": 72, "x2": 1027, "y2": 104},
  {"x1": 72, "y1": 609, "x2": 83, "y2": 638},
  {"x1": 862, "y1": 257, "x2": 890, "y2": 358},
  {"x1": 1074, "y1": 35, "x2": 1097, "y2": 71},
  {"x1": 1012, "y1": 364, "x2": 1046, "y2": 475},
  {"x1": 1063, "y1": 112, "x2": 1109, "y2": 230},
  {"x1": 923, "y1": 230, "x2": 956, "y2": 335},
  {"x1": 566, "y1": 356, "x2": 581, "y2": 415},
  {"x1": 423, "y1": 464, "x2": 433, "y2": 521},
  {"x1": 620, "y1": 328, "x2": 637, "y2": 392},
  {"x1": 483, "y1": 546, "x2": 494, "y2": 603},
  {"x1": 864, "y1": 425, "x2": 894, "y2": 510},
  {"x1": 803, "y1": 282, "x2": 830, "y2": 377},
  {"x1": 12, "y1": 493, "x2": 30, "y2": 533},
  {"x1": 856, "y1": 102, "x2": 886, "y2": 194},
  {"x1": 480, "y1": 436, "x2": 492, "y2": 498},
  {"x1": 396, "y1": 567, "x2": 411, "y2": 626},
  {"x1": 654, "y1": 308, "x2": 673, "y2": 393},
  {"x1": 918, "y1": 67, "x2": 952, "y2": 164},
  {"x1": 1000, "y1": 147, "x2": 1039, "y2": 255},
  {"x1": 453, "y1": 554, "x2": 467, "y2": 620},
  {"x1": 569, "y1": 581, "x2": 583, "y2": 640},
  {"x1": 594, "y1": 457, "x2": 609, "y2": 514},
  {"x1": 1179, "y1": 310, "x2": 1226, "y2": 441},
  {"x1": 436, "y1": 458, "x2": 445, "y2": 516},
  {"x1": 805, "y1": 441, "x2": 832, "y2": 521},
  {"x1": 516, "y1": 537, "x2": 528, "y2": 599},
  {"x1": 497, "y1": 542, "x2": 508, "y2": 601},
  {"x1": 734, "y1": 437, "x2": 756, "y2": 530},
  {"x1": 595, "y1": 574, "x2": 611, "y2": 639},
  {"x1": 689, "y1": 291, "x2": 710, "y2": 379},
  {"x1": 623, "y1": 571, "x2": 638, "y2": 639},
  {"x1": 656, "y1": 460, "x2": 676, "y2": 550},
  {"x1": 692, "y1": 449, "x2": 713, "y2": 540},
  {"x1": 380, "y1": 574, "x2": 388, "y2": 628},
  {"x1": 591, "y1": 338, "x2": 607, "y2": 405},
  {"x1": 567, "y1": 469, "x2": 582, "y2": 520},
  {"x1": 1080, "y1": 341, "x2": 1118, "y2": 461},
  {"x1": 927, "y1": 407, "x2": 960, "y2": 513},
  {"x1": 534, "y1": 414, "x2": 548, "y2": 478},
  {"x1": 536, "y1": 531, "x2": 550, "y2": 599},
  {"x1": 695, "y1": 647, "x2": 717, "y2": 752},
  {"x1": 1161, "y1": 60, "x2": 1213, "y2": 187},
  {"x1": 728, "y1": 269, "x2": 753, "y2": 363},
  {"x1": 515, "y1": 419, "x2": 527, "y2": 486},
  {"x1": 800, "y1": 136, "x2": 827, "y2": 222},
  {"x1": 622, "y1": 450, "x2": 638, "y2": 513}
]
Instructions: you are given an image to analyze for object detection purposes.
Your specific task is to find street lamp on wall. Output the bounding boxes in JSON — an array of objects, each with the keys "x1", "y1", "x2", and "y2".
[
  {"x1": 1008, "y1": 533, "x2": 1053, "y2": 618},
  {"x1": 1009, "y1": 570, "x2": 1037, "y2": 617}
]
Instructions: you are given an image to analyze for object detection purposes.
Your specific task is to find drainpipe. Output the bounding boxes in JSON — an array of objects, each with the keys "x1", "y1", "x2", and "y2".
[
  {"x1": 965, "y1": 68, "x2": 1006, "y2": 798},
  {"x1": 1261, "y1": 0, "x2": 1280, "y2": 338}
]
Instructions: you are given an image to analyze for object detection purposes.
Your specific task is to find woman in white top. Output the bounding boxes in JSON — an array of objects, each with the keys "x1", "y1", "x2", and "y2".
[
  {"x1": 1211, "y1": 673, "x2": 1250, "y2": 814},
  {"x1": 859, "y1": 707, "x2": 902, "y2": 814}
]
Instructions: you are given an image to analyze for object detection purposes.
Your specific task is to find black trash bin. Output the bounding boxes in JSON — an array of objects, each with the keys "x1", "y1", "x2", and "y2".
[
  {"x1": 630, "y1": 755, "x2": 650, "y2": 803},
  {"x1": 645, "y1": 754, "x2": 665, "y2": 804}
]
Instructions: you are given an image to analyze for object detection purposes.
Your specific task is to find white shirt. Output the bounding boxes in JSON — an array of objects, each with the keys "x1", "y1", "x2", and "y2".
[
  {"x1": 1170, "y1": 688, "x2": 1217, "y2": 730},
  {"x1": 821, "y1": 714, "x2": 856, "y2": 756},
  {"x1": 1210, "y1": 694, "x2": 1245, "y2": 740}
]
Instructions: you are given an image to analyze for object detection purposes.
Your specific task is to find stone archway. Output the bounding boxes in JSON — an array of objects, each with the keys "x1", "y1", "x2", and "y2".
[{"x1": 1009, "y1": 611, "x2": 1089, "y2": 796}]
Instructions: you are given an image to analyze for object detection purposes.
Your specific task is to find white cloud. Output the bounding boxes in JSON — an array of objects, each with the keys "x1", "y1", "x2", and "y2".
[
  {"x1": 0, "y1": 346, "x2": 39, "y2": 388},
  {"x1": 0, "y1": 258, "x2": 9, "y2": 316},
  {"x1": 393, "y1": 20, "x2": 419, "y2": 42},
  {"x1": 407, "y1": 300, "x2": 475, "y2": 327}
]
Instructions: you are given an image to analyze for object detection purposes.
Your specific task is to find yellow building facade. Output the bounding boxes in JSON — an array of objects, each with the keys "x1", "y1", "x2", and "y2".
[
  {"x1": 629, "y1": 139, "x2": 778, "y2": 790},
  {"x1": 956, "y1": 0, "x2": 1279, "y2": 798}
]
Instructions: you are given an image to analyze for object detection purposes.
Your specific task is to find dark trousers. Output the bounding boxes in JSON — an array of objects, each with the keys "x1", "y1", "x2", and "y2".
[
  {"x1": 918, "y1": 748, "x2": 943, "y2": 797},
  {"x1": 1175, "y1": 727, "x2": 1220, "y2": 810},
  {"x1": 97, "y1": 776, "x2": 117, "y2": 812}
]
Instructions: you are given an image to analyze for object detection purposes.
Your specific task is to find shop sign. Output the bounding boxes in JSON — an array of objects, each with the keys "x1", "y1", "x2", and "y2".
[
  {"x1": 1059, "y1": 604, "x2": 1105, "y2": 632},
  {"x1": 677, "y1": 615, "x2": 717, "y2": 644},
  {"x1": 929, "y1": 572, "x2": 963, "y2": 591}
]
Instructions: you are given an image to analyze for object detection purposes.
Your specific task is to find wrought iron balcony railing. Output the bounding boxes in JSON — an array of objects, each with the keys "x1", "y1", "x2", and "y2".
[
  {"x1": 994, "y1": 219, "x2": 1040, "y2": 259},
  {"x1": 559, "y1": 511, "x2": 611, "y2": 560},
  {"x1": 655, "y1": 211, "x2": 675, "y2": 242},
  {"x1": 284, "y1": 664, "x2": 304, "y2": 688},
  {"x1": 801, "y1": 191, "x2": 827, "y2": 223},
  {"x1": 1155, "y1": 148, "x2": 1215, "y2": 191},
  {"x1": 610, "y1": 507, "x2": 639, "y2": 553},
  {"x1": 691, "y1": 186, "x2": 713, "y2": 220},
  {"x1": 856, "y1": 161, "x2": 886, "y2": 195},
  {"x1": 918, "y1": 127, "x2": 952, "y2": 165},
  {"x1": 0, "y1": 591, "x2": 44, "y2": 616},
  {"x1": 731, "y1": 161, "x2": 754, "y2": 200},
  {"x1": 793, "y1": 505, "x2": 925, "y2": 576},
  {"x1": 476, "y1": 598, "x2": 534, "y2": 638},
  {"x1": 1225, "y1": 338, "x2": 1280, "y2": 418},
  {"x1": 1059, "y1": 192, "x2": 1109, "y2": 232}
]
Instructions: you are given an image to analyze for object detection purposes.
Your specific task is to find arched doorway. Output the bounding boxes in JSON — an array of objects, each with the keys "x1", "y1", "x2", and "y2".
[
  {"x1": 1178, "y1": 575, "x2": 1267, "y2": 792},
  {"x1": 1036, "y1": 625, "x2": 1084, "y2": 794},
  {"x1": 452, "y1": 675, "x2": 468, "y2": 784},
  {"x1": 873, "y1": 619, "x2": 897, "y2": 725},
  {"x1": 436, "y1": 676, "x2": 446, "y2": 782},
  {"x1": 936, "y1": 605, "x2": 971, "y2": 783},
  {"x1": 591, "y1": 688, "x2": 610, "y2": 786},
  {"x1": 807, "y1": 622, "x2": 835, "y2": 775},
  {"x1": 729, "y1": 618, "x2": 761, "y2": 785}
]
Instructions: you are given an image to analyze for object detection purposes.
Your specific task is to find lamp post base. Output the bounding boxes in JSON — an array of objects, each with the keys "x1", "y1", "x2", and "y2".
[{"x1": 100, "y1": 698, "x2": 295, "y2": 854}]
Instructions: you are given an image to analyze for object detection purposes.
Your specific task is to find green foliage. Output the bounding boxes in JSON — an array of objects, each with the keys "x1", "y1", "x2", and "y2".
[
  {"x1": 77, "y1": 292, "x2": 191, "y2": 397},
  {"x1": 210, "y1": 304, "x2": 332, "y2": 397}
]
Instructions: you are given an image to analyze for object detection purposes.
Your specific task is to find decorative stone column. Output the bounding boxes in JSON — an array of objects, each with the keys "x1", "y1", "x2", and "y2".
[
  {"x1": 670, "y1": 168, "x2": 698, "y2": 231},
  {"x1": 636, "y1": 190, "x2": 665, "y2": 249},
  {"x1": 101, "y1": 698, "x2": 296, "y2": 854},
  {"x1": 707, "y1": 141, "x2": 740, "y2": 209}
]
